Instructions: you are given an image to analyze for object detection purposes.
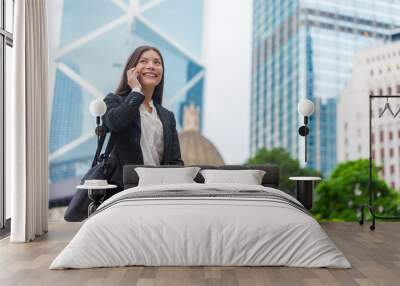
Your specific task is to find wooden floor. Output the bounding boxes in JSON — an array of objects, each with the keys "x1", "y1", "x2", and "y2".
[{"x1": 0, "y1": 222, "x2": 399, "y2": 286}]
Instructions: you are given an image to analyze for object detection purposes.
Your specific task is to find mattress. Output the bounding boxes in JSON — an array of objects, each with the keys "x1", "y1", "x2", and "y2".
[{"x1": 50, "y1": 183, "x2": 351, "y2": 269}]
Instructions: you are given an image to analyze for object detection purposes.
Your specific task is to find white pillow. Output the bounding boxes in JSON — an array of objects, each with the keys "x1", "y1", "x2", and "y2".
[
  {"x1": 135, "y1": 167, "x2": 201, "y2": 186},
  {"x1": 200, "y1": 169, "x2": 266, "y2": 185}
]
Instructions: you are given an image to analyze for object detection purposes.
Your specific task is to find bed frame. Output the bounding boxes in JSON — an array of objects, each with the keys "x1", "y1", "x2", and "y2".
[{"x1": 123, "y1": 164, "x2": 280, "y2": 190}]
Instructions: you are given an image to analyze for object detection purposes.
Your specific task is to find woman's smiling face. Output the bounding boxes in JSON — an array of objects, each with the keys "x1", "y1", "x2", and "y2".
[{"x1": 136, "y1": 50, "x2": 163, "y2": 89}]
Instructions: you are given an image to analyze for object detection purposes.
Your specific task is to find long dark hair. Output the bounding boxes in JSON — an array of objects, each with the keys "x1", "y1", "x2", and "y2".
[{"x1": 114, "y1": 45, "x2": 164, "y2": 105}]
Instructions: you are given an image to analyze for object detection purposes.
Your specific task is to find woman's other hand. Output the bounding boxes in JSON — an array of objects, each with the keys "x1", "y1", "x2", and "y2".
[{"x1": 127, "y1": 67, "x2": 142, "y2": 90}]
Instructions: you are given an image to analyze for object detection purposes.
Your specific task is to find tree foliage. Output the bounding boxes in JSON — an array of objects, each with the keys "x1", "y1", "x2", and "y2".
[
  {"x1": 246, "y1": 147, "x2": 322, "y2": 196},
  {"x1": 312, "y1": 159, "x2": 400, "y2": 221},
  {"x1": 246, "y1": 148, "x2": 400, "y2": 222}
]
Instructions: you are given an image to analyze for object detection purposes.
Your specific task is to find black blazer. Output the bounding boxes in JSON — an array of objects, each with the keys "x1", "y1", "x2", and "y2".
[{"x1": 101, "y1": 91, "x2": 184, "y2": 187}]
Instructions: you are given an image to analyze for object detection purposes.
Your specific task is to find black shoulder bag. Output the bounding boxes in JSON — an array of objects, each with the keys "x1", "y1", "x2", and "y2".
[{"x1": 64, "y1": 131, "x2": 120, "y2": 222}]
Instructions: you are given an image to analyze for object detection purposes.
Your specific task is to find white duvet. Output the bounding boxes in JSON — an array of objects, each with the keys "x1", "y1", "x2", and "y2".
[{"x1": 50, "y1": 183, "x2": 351, "y2": 269}]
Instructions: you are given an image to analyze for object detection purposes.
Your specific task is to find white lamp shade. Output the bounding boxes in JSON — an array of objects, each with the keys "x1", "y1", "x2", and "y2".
[
  {"x1": 297, "y1": 99, "x2": 314, "y2": 116},
  {"x1": 89, "y1": 99, "x2": 107, "y2": 117}
]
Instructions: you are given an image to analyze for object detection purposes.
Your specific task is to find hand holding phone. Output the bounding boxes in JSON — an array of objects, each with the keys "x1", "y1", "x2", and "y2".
[{"x1": 127, "y1": 67, "x2": 142, "y2": 90}]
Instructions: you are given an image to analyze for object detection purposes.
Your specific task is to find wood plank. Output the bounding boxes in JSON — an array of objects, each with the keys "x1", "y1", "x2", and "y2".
[{"x1": 0, "y1": 222, "x2": 399, "y2": 286}]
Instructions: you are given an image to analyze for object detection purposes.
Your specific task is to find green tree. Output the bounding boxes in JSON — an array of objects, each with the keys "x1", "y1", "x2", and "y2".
[
  {"x1": 246, "y1": 147, "x2": 322, "y2": 196},
  {"x1": 312, "y1": 159, "x2": 400, "y2": 221}
]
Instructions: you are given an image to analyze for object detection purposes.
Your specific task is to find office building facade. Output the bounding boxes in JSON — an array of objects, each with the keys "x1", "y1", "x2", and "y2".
[
  {"x1": 48, "y1": 0, "x2": 206, "y2": 202},
  {"x1": 251, "y1": 0, "x2": 400, "y2": 175},
  {"x1": 338, "y1": 41, "x2": 400, "y2": 191}
]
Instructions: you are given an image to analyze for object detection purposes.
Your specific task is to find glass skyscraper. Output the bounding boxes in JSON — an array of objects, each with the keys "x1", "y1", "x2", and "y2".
[
  {"x1": 48, "y1": 0, "x2": 206, "y2": 203},
  {"x1": 251, "y1": 0, "x2": 400, "y2": 175}
]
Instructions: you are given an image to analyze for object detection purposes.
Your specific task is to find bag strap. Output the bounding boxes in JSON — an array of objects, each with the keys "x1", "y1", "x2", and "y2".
[
  {"x1": 91, "y1": 130, "x2": 116, "y2": 167},
  {"x1": 103, "y1": 133, "x2": 116, "y2": 159}
]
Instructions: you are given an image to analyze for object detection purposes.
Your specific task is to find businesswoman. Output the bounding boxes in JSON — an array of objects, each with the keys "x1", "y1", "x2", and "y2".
[{"x1": 102, "y1": 45, "x2": 184, "y2": 189}]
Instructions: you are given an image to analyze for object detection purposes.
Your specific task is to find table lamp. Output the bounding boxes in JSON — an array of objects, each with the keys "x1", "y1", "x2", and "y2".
[
  {"x1": 297, "y1": 99, "x2": 315, "y2": 162},
  {"x1": 89, "y1": 99, "x2": 107, "y2": 163}
]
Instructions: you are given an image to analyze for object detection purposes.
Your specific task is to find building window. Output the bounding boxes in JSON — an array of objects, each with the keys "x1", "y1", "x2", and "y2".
[
  {"x1": 371, "y1": 132, "x2": 375, "y2": 144},
  {"x1": 379, "y1": 88, "x2": 383, "y2": 96},
  {"x1": 388, "y1": 86, "x2": 392, "y2": 95},
  {"x1": 372, "y1": 150, "x2": 375, "y2": 160},
  {"x1": 390, "y1": 148, "x2": 394, "y2": 157},
  {"x1": 391, "y1": 165, "x2": 395, "y2": 174},
  {"x1": 397, "y1": 84, "x2": 400, "y2": 94},
  {"x1": 381, "y1": 148, "x2": 385, "y2": 158},
  {"x1": 369, "y1": 90, "x2": 374, "y2": 95},
  {"x1": 389, "y1": 131, "x2": 393, "y2": 140},
  {"x1": 380, "y1": 130, "x2": 384, "y2": 142},
  {"x1": 370, "y1": 70, "x2": 374, "y2": 76}
]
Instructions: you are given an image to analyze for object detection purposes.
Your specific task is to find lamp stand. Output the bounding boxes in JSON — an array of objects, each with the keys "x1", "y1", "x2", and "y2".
[
  {"x1": 298, "y1": 116, "x2": 310, "y2": 162},
  {"x1": 91, "y1": 116, "x2": 106, "y2": 166}
]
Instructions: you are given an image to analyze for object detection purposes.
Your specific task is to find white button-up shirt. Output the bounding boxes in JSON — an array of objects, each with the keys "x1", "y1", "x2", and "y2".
[{"x1": 139, "y1": 100, "x2": 164, "y2": 166}]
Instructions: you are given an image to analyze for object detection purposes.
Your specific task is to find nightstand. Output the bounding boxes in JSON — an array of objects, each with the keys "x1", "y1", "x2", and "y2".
[
  {"x1": 289, "y1": 177, "x2": 321, "y2": 210},
  {"x1": 76, "y1": 184, "x2": 117, "y2": 217}
]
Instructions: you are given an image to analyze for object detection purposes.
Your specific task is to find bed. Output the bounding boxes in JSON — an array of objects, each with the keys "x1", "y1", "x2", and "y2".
[{"x1": 50, "y1": 164, "x2": 351, "y2": 269}]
